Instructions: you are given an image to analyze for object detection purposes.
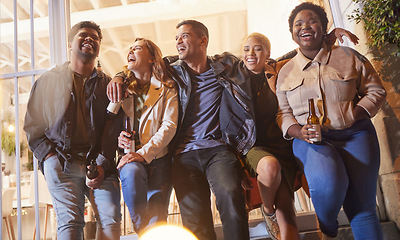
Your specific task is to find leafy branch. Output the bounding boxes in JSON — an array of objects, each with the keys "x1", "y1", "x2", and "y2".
[{"x1": 348, "y1": 0, "x2": 400, "y2": 56}]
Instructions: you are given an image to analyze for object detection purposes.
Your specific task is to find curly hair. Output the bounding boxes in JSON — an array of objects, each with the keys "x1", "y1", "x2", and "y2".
[
  {"x1": 68, "y1": 21, "x2": 102, "y2": 43},
  {"x1": 288, "y1": 2, "x2": 328, "y2": 35}
]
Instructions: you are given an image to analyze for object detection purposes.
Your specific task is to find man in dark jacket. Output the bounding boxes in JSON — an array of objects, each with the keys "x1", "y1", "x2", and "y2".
[
  {"x1": 108, "y1": 20, "x2": 255, "y2": 240},
  {"x1": 24, "y1": 21, "x2": 121, "y2": 240},
  {"x1": 169, "y1": 20, "x2": 255, "y2": 240}
]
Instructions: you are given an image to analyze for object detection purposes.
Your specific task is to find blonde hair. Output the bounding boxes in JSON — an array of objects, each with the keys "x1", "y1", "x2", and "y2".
[{"x1": 242, "y1": 32, "x2": 271, "y2": 55}]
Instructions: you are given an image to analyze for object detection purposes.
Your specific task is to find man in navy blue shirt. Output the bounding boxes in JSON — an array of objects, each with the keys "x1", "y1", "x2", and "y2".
[{"x1": 108, "y1": 20, "x2": 255, "y2": 240}]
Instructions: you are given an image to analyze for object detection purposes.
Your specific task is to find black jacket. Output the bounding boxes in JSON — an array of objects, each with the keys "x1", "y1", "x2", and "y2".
[{"x1": 165, "y1": 52, "x2": 256, "y2": 155}]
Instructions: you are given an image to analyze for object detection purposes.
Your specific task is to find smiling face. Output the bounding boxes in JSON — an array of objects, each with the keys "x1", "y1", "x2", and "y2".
[
  {"x1": 242, "y1": 36, "x2": 270, "y2": 74},
  {"x1": 126, "y1": 40, "x2": 154, "y2": 73},
  {"x1": 292, "y1": 9, "x2": 324, "y2": 58},
  {"x1": 69, "y1": 27, "x2": 100, "y2": 61},
  {"x1": 175, "y1": 24, "x2": 206, "y2": 63}
]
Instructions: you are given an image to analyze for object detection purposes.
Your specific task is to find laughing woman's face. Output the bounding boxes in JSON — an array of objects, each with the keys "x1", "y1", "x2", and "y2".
[{"x1": 292, "y1": 9, "x2": 324, "y2": 58}]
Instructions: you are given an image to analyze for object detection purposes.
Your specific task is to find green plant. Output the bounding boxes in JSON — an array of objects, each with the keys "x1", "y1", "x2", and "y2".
[
  {"x1": 349, "y1": 0, "x2": 400, "y2": 56},
  {"x1": 1, "y1": 125, "x2": 16, "y2": 156}
]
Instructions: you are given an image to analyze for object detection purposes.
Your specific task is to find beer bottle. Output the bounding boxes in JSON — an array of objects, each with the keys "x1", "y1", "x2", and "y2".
[
  {"x1": 124, "y1": 116, "x2": 135, "y2": 154},
  {"x1": 86, "y1": 159, "x2": 98, "y2": 179},
  {"x1": 107, "y1": 76, "x2": 131, "y2": 115},
  {"x1": 307, "y1": 98, "x2": 322, "y2": 143}
]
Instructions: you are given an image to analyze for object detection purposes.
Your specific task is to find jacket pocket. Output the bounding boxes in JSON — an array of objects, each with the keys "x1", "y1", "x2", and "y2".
[
  {"x1": 279, "y1": 77, "x2": 304, "y2": 92},
  {"x1": 279, "y1": 77, "x2": 305, "y2": 114},
  {"x1": 326, "y1": 70, "x2": 357, "y2": 101}
]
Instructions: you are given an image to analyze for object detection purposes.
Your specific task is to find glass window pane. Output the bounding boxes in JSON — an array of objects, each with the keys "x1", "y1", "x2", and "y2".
[{"x1": 0, "y1": 0, "x2": 50, "y2": 75}]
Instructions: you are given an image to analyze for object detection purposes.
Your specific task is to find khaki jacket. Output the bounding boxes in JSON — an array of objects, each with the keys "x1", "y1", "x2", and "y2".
[
  {"x1": 122, "y1": 76, "x2": 178, "y2": 163},
  {"x1": 276, "y1": 43, "x2": 386, "y2": 139}
]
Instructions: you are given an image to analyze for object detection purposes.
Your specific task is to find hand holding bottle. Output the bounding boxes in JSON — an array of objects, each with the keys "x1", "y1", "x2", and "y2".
[
  {"x1": 118, "y1": 130, "x2": 136, "y2": 152},
  {"x1": 86, "y1": 159, "x2": 99, "y2": 179},
  {"x1": 306, "y1": 98, "x2": 321, "y2": 143},
  {"x1": 287, "y1": 99, "x2": 322, "y2": 144},
  {"x1": 86, "y1": 163, "x2": 104, "y2": 189},
  {"x1": 107, "y1": 76, "x2": 132, "y2": 115}
]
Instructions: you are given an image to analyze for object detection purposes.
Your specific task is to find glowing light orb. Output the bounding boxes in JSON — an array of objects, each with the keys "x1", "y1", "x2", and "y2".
[
  {"x1": 8, "y1": 124, "x2": 15, "y2": 133},
  {"x1": 140, "y1": 224, "x2": 198, "y2": 240}
]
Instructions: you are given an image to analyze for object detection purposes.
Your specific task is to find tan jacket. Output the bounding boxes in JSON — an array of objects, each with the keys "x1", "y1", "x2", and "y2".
[
  {"x1": 276, "y1": 43, "x2": 386, "y2": 139},
  {"x1": 122, "y1": 76, "x2": 178, "y2": 163}
]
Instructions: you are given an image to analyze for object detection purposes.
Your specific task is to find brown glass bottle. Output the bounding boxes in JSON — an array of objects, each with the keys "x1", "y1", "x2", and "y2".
[
  {"x1": 124, "y1": 116, "x2": 135, "y2": 154},
  {"x1": 307, "y1": 98, "x2": 322, "y2": 143},
  {"x1": 86, "y1": 159, "x2": 98, "y2": 179}
]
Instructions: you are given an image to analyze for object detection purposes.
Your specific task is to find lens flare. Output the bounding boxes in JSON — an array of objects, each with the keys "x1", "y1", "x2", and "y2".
[
  {"x1": 8, "y1": 124, "x2": 15, "y2": 133},
  {"x1": 140, "y1": 224, "x2": 198, "y2": 240}
]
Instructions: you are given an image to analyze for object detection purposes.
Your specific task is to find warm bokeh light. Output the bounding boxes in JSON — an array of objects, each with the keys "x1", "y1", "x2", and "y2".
[
  {"x1": 8, "y1": 124, "x2": 15, "y2": 133},
  {"x1": 140, "y1": 224, "x2": 198, "y2": 240}
]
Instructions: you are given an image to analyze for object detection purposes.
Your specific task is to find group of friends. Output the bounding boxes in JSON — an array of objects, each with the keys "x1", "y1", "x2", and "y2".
[{"x1": 23, "y1": 2, "x2": 386, "y2": 240}]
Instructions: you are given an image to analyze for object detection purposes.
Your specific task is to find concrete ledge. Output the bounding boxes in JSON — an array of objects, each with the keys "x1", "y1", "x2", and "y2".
[{"x1": 120, "y1": 219, "x2": 399, "y2": 240}]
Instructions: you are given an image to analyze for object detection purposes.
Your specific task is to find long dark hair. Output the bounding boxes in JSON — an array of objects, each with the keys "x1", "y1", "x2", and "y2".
[{"x1": 126, "y1": 37, "x2": 174, "y2": 88}]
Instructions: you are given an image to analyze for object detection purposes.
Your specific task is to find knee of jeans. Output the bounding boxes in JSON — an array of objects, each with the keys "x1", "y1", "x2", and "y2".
[
  {"x1": 119, "y1": 162, "x2": 146, "y2": 181},
  {"x1": 56, "y1": 215, "x2": 85, "y2": 232},
  {"x1": 97, "y1": 218, "x2": 121, "y2": 228},
  {"x1": 308, "y1": 170, "x2": 349, "y2": 194},
  {"x1": 213, "y1": 182, "x2": 243, "y2": 204}
]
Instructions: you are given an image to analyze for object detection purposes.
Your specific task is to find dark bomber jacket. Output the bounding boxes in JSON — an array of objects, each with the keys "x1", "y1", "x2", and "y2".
[
  {"x1": 166, "y1": 52, "x2": 256, "y2": 155},
  {"x1": 24, "y1": 62, "x2": 119, "y2": 177}
]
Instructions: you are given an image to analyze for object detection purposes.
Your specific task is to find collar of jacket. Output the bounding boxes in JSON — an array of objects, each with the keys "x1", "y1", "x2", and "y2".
[
  {"x1": 168, "y1": 55, "x2": 225, "y2": 76},
  {"x1": 295, "y1": 41, "x2": 332, "y2": 70}
]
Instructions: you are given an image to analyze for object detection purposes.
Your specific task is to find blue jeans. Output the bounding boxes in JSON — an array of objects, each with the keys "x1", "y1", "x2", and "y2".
[
  {"x1": 172, "y1": 145, "x2": 249, "y2": 240},
  {"x1": 43, "y1": 155, "x2": 121, "y2": 240},
  {"x1": 119, "y1": 155, "x2": 172, "y2": 234},
  {"x1": 293, "y1": 119, "x2": 382, "y2": 239}
]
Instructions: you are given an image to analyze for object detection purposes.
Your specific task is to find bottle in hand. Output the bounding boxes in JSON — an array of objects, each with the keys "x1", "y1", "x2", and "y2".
[
  {"x1": 307, "y1": 98, "x2": 322, "y2": 143},
  {"x1": 107, "y1": 76, "x2": 131, "y2": 115},
  {"x1": 124, "y1": 116, "x2": 135, "y2": 154},
  {"x1": 86, "y1": 159, "x2": 99, "y2": 179}
]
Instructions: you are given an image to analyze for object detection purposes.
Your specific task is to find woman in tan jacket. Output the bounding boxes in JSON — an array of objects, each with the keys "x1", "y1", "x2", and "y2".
[
  {"x1": 276, "y1": 3, "x2": 386, "y2": 239},
  {"x1": 114, "y1": 38, "x2": 178, "y2": 235}
]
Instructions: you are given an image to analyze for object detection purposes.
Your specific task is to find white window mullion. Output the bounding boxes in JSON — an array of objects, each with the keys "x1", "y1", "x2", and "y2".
[
  {"x1": 13, "y1": 0, "x2": 23, "y2": 239},
  {"x1": 49, "y1": 0, "x2": 68, "y2": 66}
]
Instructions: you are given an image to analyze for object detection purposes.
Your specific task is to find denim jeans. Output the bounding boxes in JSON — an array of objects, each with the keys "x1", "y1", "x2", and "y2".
[
  {"x1": 172, "y1": 145, "x2": 249, "y2": 240},
  {"x1": 43, "y1": 155, "x2": 121, "y2": 240},
  {"x1": 293, "y1": 119, "x2": 382, "y2": 239},
  {"x1": 119, "y1": 155, "x2": 172, "y2": 234}
]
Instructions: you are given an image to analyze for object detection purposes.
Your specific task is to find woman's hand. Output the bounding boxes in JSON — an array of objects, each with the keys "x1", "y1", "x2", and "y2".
[
  {"x1": 117, "y1": 152, "x2": 146, "y2": 169},
  {"x1": 118, "y1": 131, "x2": 135, "y2": 149},
  {"x1": 326, "y1": 28, "x2": 359, "y2": 45},
  {"x1": 107, "y1": 76, "x2": 125, "y2": 102},
  {"x1": 287, "y1": 124, "x2": 320, "y2": 144}
]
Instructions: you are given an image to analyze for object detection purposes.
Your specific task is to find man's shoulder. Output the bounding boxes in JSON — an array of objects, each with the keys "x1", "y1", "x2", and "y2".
[
  {"x1": 39, "y1": 62, "x2": 69, "y2": 78},
  {"x1": 211, "y1": 52, "x2": 239, "y2": 65},
  {"x1": 164, "y1": 55, "x2": 181, "y2": 67},
  {"x1": 34, "y1": 62, "x2": 70, "y2": 87}
]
